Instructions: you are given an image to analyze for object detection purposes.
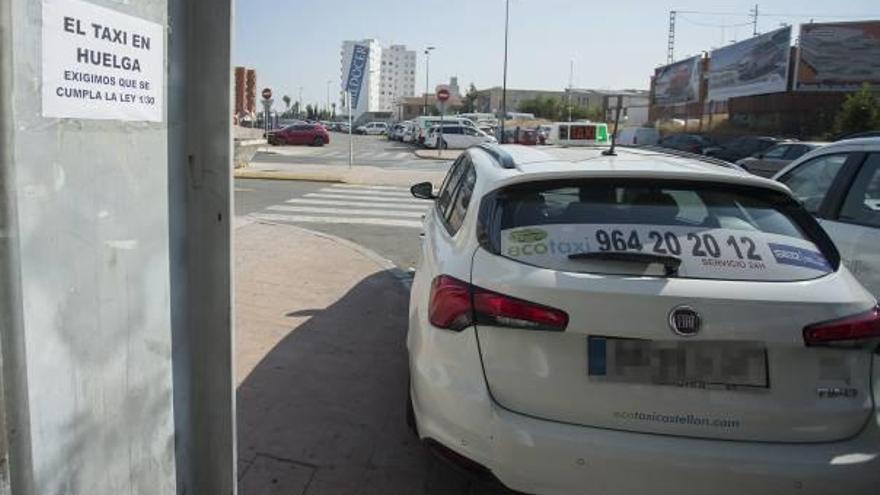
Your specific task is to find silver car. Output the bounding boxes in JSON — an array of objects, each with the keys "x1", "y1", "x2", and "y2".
[
  {"x1": 738, "y1": 142, "x2": 826, "y2": 178},
  {"x1": 774, "y1": 137, "x2": 880, "y2": 297}
]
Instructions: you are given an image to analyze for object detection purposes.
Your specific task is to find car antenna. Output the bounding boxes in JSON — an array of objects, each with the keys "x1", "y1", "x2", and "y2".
[{"x1": 602, "y1": 95, "x2": 623, "y2": 156}]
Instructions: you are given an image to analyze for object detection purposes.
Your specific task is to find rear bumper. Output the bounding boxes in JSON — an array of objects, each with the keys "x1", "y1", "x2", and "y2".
[
  {"x1": 409, "y1": 328, "x2": 880, "y2": 495},
  {"x1": 486, "y1": 406, "x2": 880, "y2": 495}
]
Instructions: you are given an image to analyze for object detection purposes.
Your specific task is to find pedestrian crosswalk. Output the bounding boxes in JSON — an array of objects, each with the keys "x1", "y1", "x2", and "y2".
[
  {"x1": 318, "y1": 150, "x2": 413, "y2": 160},
  {"x1": 274, "y1": 149, "x2": 414, "y2": 161},
  {"x1": 250, "y1": 184, "x2": 431, "y2": 229}
]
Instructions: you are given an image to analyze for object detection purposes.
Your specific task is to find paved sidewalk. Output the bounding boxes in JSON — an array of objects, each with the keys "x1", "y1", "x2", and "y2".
[{"x1": 235, "y1": 221, "x2": 515, "y2": 495}]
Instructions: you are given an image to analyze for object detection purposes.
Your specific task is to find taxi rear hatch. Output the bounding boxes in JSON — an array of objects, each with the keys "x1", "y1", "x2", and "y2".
[{"x1": 460, "y1": 178, "x2": 877, "y2": 443}]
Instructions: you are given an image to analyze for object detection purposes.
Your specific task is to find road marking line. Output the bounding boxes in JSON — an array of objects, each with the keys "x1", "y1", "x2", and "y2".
[
  {"x1": 318, "y1": 187, "x2": 413, "y2": 198},
  {"x1": 305, "y1": 193, "x2": 431, "y2": 204},
  {"x1": 251, "y1": 213, "x2": 423, "y2": 229},
  {"x1": 286, "y1": 198, "x2": 429, "y2": 210},
  {"x1": 330, "y1": 184, "x2": 409, "y2": 191},
  {"x1": 267, "y1": 205, "x2": 425, "y2": 218}
]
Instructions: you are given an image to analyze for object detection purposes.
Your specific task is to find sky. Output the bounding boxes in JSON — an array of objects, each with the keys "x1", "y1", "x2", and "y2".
[{"x1": 234, "y1": 0, "x2": 880, "y2": 108}]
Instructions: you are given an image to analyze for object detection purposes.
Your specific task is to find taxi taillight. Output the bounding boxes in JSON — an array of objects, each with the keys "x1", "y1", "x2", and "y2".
[
  {"x1": 804, "y1": 307, "x2": 880, "y2": 346},
  {"x1": 428, "y1": 275, "x2": 568, "y2": 332}
]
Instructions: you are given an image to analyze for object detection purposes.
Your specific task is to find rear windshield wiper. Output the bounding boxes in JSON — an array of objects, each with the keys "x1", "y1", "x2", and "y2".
[{"x1": 568, "y1": 251, "x2": 682, "y2": 277}]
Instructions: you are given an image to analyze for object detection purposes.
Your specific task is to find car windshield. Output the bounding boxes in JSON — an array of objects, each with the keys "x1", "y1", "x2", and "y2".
[{"x1": 487, "y1": 179, "x2": 833, "y2": 281}]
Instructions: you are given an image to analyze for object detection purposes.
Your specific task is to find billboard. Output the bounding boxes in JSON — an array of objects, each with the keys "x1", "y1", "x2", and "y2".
[
  {"x1": 345, "y1": 44, "x2": 370, "y2": 108},
  {"x1": 707, "y1": 27, "x2": 791, "y2": 101},
  {"x1": 796, "y1": 21, "x2": 880, "y2": 91},
  {"x1": 653, "y1": 56, "x2": 701, "y2": 105}
]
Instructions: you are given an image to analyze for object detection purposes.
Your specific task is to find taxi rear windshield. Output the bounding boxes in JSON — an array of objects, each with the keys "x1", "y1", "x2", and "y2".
[{"x1": 480, "y1": 179, "x2": 839, "y2": 281}]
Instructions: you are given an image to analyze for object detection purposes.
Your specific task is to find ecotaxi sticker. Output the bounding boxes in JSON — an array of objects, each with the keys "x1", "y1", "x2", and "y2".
[
  {"x1": 41, "y1": 0, "x2": 164, "y2": 122},
  {"x1": 500, "y1": 224, "x2": 832, "y2": 281}
]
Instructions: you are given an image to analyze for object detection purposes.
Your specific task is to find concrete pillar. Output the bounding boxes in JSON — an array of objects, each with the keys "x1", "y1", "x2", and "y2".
[{"x1": 0, "y1": 0, "x2": 234, "y2": 493}]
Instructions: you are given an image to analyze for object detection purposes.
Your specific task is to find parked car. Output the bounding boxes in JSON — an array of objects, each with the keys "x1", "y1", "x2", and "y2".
[
  {"x1": 703, "y1": 136, "x2": 781, "y2": 163},
  {"x1": 737, "y1": 142, "x2": 826, "y2": 178},
  {"x1": 833, "y1": 130, "x2": 880, "y2": 141},
  {"x1": 536, "y1": 125, "x2": 553, "y2": 145},
  {"x1": 408, "y1": 143, "x2": 879, "y2": 494},
  {"x1": 616, "y1": 127, "x2": 661, "y2": 146},
  {"x1": 774, "y1": 137, "x2": 880, "y2": 297},
  {"x1": 424, "y1": 124, "x2": 496, "y2": 149},
  {"x1": 388, "y1": 122, "x2": 407, "y2": 141},
  {"x1": 500, "y1": 127, "x2": 539, "y2": 145},
  {"x1": 356, "y1": 122, "x2": 388, "y2": 135},
  {"x1": 657, "y1": 133, "x2": 716, "y2": 154},
  {"x1": 402, "y1": 121, "x2": 418, "y2": 143},
  {"x1": 335, "y1": 122, "x2": 351, "y2": 133},
  {"x1": 267, "y1": 123, "x2": 329, "y2": 146}
]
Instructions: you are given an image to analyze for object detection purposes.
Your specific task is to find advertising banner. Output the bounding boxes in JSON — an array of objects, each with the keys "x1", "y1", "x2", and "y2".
[
  {"x1": 796, "y1": 21, "x2": 880, "y2": 91},
  {"x1": 707, "y1": 27, "x2": 791, "y2": 101},
  {"x1": 652, "y1": 56, "x2": 702, "y2": 105},
  {"x1": 500, "y1": 224, "x2": 831, "y2": 281},
  {"x1": 345, "y1": 44, "x2": 370, "y2": 108}
]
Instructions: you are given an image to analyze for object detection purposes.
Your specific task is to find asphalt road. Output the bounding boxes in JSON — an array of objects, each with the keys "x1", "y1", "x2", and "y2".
[
  {"x1": 253, "y1": 133, "x2": 453, "y2": 171},
  {"x1": 235, "y1": 178, "x2": 427, "y2": 272}
]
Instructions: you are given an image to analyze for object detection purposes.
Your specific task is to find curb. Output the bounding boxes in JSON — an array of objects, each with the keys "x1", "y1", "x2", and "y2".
[
  {"x1": 234, "y1": 170, "x2": 345, "y2": 183},
  {"x1": 413, "y1": 149, "x2": 461, "y2": 160}
]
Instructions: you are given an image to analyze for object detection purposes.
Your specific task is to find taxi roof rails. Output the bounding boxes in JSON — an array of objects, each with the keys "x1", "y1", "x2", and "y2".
[
  {"x1": 625, "y1": 145, "x2": 746, "y2": 172},
  {"x1": 476, "y1": 143, "x2": 516, "y2": 169}
]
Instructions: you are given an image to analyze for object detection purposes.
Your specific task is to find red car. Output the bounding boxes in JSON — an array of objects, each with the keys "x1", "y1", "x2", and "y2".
[{"x1": 268, "y1": 123, "x2": 329, "y2": 146}]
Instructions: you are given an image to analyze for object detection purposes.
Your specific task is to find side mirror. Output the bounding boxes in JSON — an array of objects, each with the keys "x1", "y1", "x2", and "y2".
[{"x1": 410, "y1": 182, "x2": 436, "y2": 200}]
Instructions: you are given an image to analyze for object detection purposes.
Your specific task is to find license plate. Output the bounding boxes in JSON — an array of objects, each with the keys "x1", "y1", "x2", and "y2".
[{"x1": 588, "y1": 337, "x2": 769, "y2": 389}]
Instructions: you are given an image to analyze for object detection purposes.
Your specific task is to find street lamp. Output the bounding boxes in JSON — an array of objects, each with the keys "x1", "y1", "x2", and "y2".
[
  {"x1": 326, "y1": 80, "x2": 331, "y2": 118},
  {"x1": 424, "y1": 46, "x2": 435, "y2": 116},
  {"x1": 500, "y1": 0, "x2": 510, "y2": 142}
]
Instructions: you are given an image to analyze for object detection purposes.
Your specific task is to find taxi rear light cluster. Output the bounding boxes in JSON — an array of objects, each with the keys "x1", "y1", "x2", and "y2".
[
  {"x1": 803, "y1": 307, "x2": 880, "y2": 346},
  {"x1": 428, "y1": 275, "x2": 568, "y2": 332}
]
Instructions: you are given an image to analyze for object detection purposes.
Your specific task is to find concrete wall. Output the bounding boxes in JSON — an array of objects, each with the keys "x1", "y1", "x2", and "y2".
[{"x1": 0, "y1": 0, "x2": 235, "y2": 493}]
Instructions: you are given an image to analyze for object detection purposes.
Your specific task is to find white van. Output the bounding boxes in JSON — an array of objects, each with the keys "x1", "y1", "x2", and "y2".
[
  {"x1": 413, "y1": 116, "x2": 477, "y2": 145},
  {"x1": 616, "y1": 127, "x2": 660, "y2": 146}
]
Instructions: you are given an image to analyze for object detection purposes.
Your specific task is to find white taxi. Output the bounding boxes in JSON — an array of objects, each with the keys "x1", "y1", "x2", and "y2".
[{"x1": 407, "y1": 143, "x2": 880, "y2": 495}]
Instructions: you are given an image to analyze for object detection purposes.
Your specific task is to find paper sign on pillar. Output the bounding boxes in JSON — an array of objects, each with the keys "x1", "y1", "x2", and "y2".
[{"x1": 41, "y1": 0, "x2": 164, "y2": 122}]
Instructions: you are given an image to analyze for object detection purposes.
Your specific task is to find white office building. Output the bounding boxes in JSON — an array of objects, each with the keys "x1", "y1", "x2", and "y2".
[
  {"x1": 379, "y1": 44, "x2": 417, "y2": 113},
  {"x1": 340, "y1": 40, "x2": 416, "y2": 119}
]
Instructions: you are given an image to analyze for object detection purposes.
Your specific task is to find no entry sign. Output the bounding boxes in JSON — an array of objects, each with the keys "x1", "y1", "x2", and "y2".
[
  {"x1": 261, "y1": 87, "x2": 272, "y2": 100},
  {"x1": 436, "y1": 86, "x2": 450, "y2": 102}
]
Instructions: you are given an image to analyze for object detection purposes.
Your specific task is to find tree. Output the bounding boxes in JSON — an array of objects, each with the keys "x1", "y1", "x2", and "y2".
[
  {"x1": 331, "y1": 102, "x2": 337, "y2": 118},
  {"x1": 834, "y1": 83, "x2": 880, "y2": 136},
  {"x1": 462, "y1": 83, "x2": 479, "y2": 113},
  {"x1": 282, "y1": 95, "x2": 291, "y2": 110},
  {"x1": 306, "y1": 104, "x2": 315, "y2": 120},
  {"x1": 516, "y1": 96, "x2": 603, "y2": 122}
]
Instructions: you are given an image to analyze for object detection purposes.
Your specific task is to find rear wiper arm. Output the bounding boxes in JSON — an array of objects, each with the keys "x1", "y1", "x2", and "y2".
[{"x1": 568, "y1": 251, "x2": 682, "y2": 277}]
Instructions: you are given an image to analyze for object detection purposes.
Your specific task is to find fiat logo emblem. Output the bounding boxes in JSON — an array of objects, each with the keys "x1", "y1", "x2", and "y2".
[{"x1": 669, "y1": 306, "x2": 701, "y2": 337}]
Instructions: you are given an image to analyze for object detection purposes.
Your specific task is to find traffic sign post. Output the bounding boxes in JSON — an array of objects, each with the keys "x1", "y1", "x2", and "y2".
[
  {"x1": 261, "y1": 87, "x2": 273, "y2": 136},
  {"x1": 435, "y1": 85, "x2": 451, "y2": 156}
]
